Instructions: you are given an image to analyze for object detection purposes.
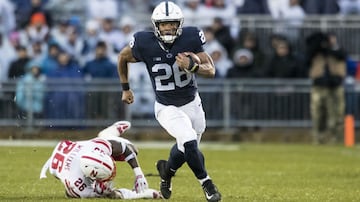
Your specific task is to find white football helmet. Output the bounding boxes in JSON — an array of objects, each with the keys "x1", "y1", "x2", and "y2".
[
  {"x1": 80, "y1": 150, "x2": 116, "y2": 182},
  {"x1": 151, "y1": 1, "x2": 184, "y2": 43}
]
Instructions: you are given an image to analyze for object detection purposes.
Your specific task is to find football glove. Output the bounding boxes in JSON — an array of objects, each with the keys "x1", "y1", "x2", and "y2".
[{"x1": 133, "y1": 174, "x2": 148, "y2": 193}]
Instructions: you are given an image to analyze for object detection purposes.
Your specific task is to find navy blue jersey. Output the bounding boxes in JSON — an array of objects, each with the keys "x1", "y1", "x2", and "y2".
[{"x1": 130, "y1": 27, "x2": 206, "y2": 106}]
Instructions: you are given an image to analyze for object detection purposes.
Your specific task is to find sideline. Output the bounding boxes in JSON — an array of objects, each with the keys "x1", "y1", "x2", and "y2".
[{"x1": 0, "y1": 140, "x2": 239, "y2": 150}]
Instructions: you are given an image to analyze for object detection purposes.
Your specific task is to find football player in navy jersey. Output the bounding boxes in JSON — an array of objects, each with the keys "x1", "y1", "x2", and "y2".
[{"x1": 117, "y1": 1, "x2": 221, "y2": 201}]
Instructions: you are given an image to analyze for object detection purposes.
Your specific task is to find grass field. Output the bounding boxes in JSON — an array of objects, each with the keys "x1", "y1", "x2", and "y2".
[{"x1": 1, "y1": 142, "x2": 360, "y2": 202}]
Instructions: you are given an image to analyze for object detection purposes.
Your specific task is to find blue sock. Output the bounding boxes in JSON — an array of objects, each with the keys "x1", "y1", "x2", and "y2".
[
  {"x1": 167, "y1": 144, "x2": 185, "y2": 176},
  {"x1": 184, "y1": 140, "x2": 207, "y2": 179}
]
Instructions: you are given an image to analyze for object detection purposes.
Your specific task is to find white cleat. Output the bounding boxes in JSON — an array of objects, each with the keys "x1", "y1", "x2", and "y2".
[
  {"x1": 112, "y1": 121, "x2": 131, "y2": 135},
  {"x1": 98, "y1": 121, "x2": 131, "y2": 138}
]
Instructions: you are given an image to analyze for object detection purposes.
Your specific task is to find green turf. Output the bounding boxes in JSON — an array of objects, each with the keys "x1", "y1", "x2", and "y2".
[{"x1": 1, "y1": 143, "x2": 360, "y2": 202}]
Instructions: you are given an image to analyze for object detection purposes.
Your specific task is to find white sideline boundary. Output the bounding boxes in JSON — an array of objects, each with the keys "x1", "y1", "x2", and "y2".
[{"x1": 0, "y1": 140, "x2": 239, "y2": 150}]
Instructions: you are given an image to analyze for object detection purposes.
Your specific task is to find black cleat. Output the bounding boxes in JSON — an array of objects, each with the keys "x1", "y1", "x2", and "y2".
[
  {"x1": 156, "y1": 160, "x2": 172, "y2": 199},
  {"x1": 202, "y1": 179, "x2": 222, "y2": 202}
]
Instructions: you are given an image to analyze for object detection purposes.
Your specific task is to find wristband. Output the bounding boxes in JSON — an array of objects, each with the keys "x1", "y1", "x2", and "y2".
[
  {"x1": 186, "y1": 55, "x2": 199, "y2": 73},
  {"x1": 121, "y1": 83, "x2": 130, "y2": 91},
  {"x1": 189, "y1": 63, "x2": 199, "y2": 72}
]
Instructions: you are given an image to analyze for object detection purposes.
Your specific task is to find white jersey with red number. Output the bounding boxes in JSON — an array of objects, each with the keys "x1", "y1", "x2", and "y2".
[{"x1": 44, "y1": 138, "x2": 112, "y2": 198}]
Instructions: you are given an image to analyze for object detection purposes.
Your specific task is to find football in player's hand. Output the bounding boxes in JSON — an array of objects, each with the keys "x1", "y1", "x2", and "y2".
[{"x1": 183, "y1": 52, "x2": 201, "y2": 64}]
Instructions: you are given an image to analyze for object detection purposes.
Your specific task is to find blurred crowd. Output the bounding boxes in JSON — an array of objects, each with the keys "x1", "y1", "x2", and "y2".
[
  {"x1": 1, "y1": 0, "x2": 359, "y2": 82},
  {"x1": 0, "y1": 0, "x2": 359, "y2": 124}
]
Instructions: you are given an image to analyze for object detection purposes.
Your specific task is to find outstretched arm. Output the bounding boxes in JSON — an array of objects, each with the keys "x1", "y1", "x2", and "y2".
[
  {"x1": 108, "y1": 139, "x2": 148, "y2": 193},
  {"x1": 117, "y1": 45, "x2": 138, "y2": 104}
]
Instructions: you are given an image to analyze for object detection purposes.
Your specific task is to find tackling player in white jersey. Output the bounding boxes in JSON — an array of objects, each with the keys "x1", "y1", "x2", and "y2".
[{"x1": 39, "y1": 121, "x2": 162, "y2": 199}]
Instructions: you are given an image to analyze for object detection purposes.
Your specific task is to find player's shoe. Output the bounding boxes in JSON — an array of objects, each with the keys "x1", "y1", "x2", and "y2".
[
  {"x1": 98, "y1": 121, "x2": 131, "y2": 138},
  {"x1": 112, "y1": 121, "x2": 131, "y2": 135},
  {"x1": 202, "y1": 179, "x2": 222, "y2": 202},
  {"x1": 156, "y1": 160, "x2": 172, "y2": 199}
]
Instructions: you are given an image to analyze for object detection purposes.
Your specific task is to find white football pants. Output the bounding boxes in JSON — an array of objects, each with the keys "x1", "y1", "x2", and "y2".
[{"x1": 155, "y1": 93, "x2": 206, "y2": 152}]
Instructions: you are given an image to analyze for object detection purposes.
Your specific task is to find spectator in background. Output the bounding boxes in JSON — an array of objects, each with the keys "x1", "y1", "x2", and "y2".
[
  {"x1": 328, "y1": 32, "x2": 353, "y2": 75},
  {"x1": 82, "y1": 41, "x2": 117, "y2": 119},
  {"x1": 8, "y1": 31, "x2": 22, "y2": 49},
  {"x1": 226, "y1": 48, "x2": 258, "y2": 122},
  {"x1": 328, "y1": 32, "x2": 346, "y2": 53},
  {"x1": 328, "y1": 32, "x2": 357, "y2": 116},
  {"x1": 0, "y1": 0, "x2": 16, "y2": 35},
  {"x1": 28, "y1": 0, "x2": 53, "y2": 28},
  {"x1": 301, "y1": 0, "x2": 339, "y2": 14},
  {"x1": 45, "y1": 51, "x2": 84, "y2": 120},
  {"x1": 99, "y1": 18, "x2": 125, "y2": 58},
  {"x1": 266, "y1": 0, "x2": 288, "y2": 18},
  {"x1": 0, "y1": 33, "x2": 17, "y2": 82},
  {"x1": 10, "y1": 0, "x2": 32, "y2": 29},
  {"x1": 83, "y1": 41, "x2": 117, "y2": 79},
  {"x1": 268, "y1": 33, "x2": 288, "y2": 55},
  {"x1": 203, "y1": 27, "x2": 231, "y2": 78},
  {"x1": 46, "y1": 51, "x2": 82, "y2": 78},
  {"x1": 182, "y1": 0, "x2": 213, "y2": 27},
  {"x1": 264, "y1": 39, "x2": 305, "y2": 78},
  {"x1": 45, "y1": 0, "x2": 86, "y2": 25},
  {"x1": 284, "y1": 0, "x2": 306, "y2": 26},
  {"x1": 6, "y1": 45, "x2": 30, "y2": 109},
  {"x1": 15, "y1": 62, "x2": 45, "y2": 119},
  {"x1": 67, "y1": 15, "x2": 82, "y2": 33},
  {"x1": 281, "y1": 0, "x2": 306, "y2": 43},
  {"x1": 306, "y1": 32, "x2": 346, "y2": 144},
  {"x1": 209, "y1": 43, "x2": 233, "y2": 79},
  {"x1": 207, "y1": 0, "x2": 238, "y2": 38},
  {"x1": 226, "y1": 48, "x2": 257, "y2": 78},
  {"x1": 118, "y1": 16, "x2": 137, "y2": 48},
  {"x1": 338, "y1": 0, "x2": 360, "y2": 15},
  {"x1": 119, "y1": 0, "x2": 149, "y2": 16},
  {"x1": 208, "y1": 0, "x2": 236, "y2": 23},
  {"x1": 86, "y1": 0, "x2": 119, "y2": 20},
  {"x1": 12, "y1": 0, "x2": 51, "y2": 29},
  {"x1": 60, "y1": 28, "x2": 85, "y2": 65},
  {"x1": 8, "y1": 46, "x2": 31, "y2": 79},
  {"x1": 49, "y1": 18, "x2": 70, "y2": 49},
  {"x1": 236, "y1": 0, "x2": 270, "y2": 14},
  {"x1": 211, "y1": 17, "x2": 235, "y2": 57},
  {"x1": 21, "y1": 12, "x2": 50, "y2": 44},
  {"x1": 83, "y1": 19, "x2": 101, "y2": 61},
  {"x1": 266, "y1": 0, "x2": 305, "y2": 44},
  {"x1": 41, "y1": 42, "x2": 60, "y2": 76},
  {"x1": 47, "y1": 51, "x2": 82, "y2": 78},
  {"x1": 28, "y1": 40, "x2": 46, "y2": 63},
  {"x1": 235, "y1": 31, "x2": 267, "y2": 74},
  {"x1": 264, "y1": 38, "x2": 305, "y2": 121}
]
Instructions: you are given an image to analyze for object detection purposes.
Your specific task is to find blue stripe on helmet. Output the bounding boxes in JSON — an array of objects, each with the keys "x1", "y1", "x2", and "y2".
[{"x1": 165, "y1": 0, "x2": 169, "y2": 16}]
